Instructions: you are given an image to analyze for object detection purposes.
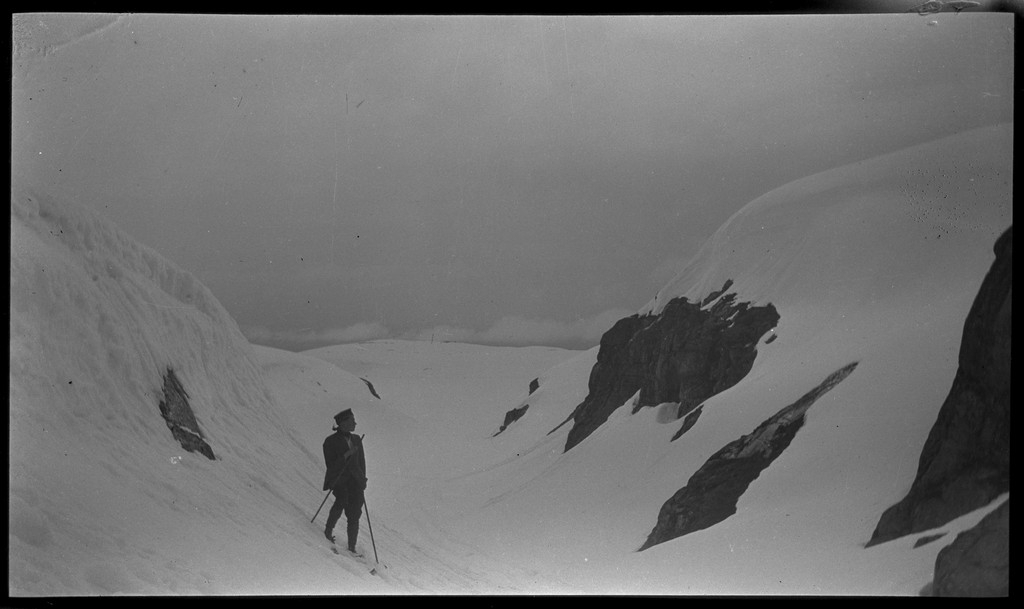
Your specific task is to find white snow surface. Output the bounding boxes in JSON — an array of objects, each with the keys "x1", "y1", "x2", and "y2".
[{"x1": 9, "y1": 123, "x2": 1011, "y2": 595}]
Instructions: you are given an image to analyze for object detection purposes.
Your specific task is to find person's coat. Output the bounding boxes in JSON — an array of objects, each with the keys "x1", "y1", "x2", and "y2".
[{"x1": 322, "y1": 431, "x2": 367, "y2": 492}]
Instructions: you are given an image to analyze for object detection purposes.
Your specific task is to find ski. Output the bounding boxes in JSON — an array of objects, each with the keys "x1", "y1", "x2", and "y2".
[
  {"x1": 329, "y1": 544, "x2": 362, "y2": 558},
  {"x1": 328, "y1": 540, "x2": 379, "y2": 574},
  {"x1": 318, "y1": 523, "x2": 381, "y2": 574}
]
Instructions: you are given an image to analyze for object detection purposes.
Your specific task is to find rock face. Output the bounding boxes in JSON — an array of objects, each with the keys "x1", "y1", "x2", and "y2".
[
  {"x1": 913, "y1": 533, "x2": 947, "y2": 549},
  {"x1": 492, "y1": 404, "x2": 529, "y2": 437},
  {"x1": 868, "y1": 227, "x2": 1011, "y2": 546},
  {"x1": 493, "y1": 378, "x2": 541, "y2": 436},
  {"x1": 158, "y1": 368, "x2": 216, "y2": 460},
  {"x1": 639, "y1": 362, "x2": 858, "y2": 550},
  {"x1": 932, "y1": 499, "x2": 1009, "y2": 597},
  {"x1": 555, "y1": 280, "x2": 779, "y2": 453},
  {"x1": 671, "y1": 405, "x2": 703, "y2": 441}
]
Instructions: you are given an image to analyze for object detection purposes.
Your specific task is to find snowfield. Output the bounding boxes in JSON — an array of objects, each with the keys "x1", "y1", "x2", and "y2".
[{"x1": 9, "y1": 123, "x2": 1010, "y2": 595}]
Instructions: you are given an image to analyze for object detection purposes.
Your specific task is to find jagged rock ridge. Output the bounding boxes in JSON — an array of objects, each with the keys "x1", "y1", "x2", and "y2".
[
  {"x1": 553, "y1": 280, "x2": 779, "y2": 453},
  {"x1": 868, "y1": 227, "x2": 1011, "y2": 547},
  {"x1": 639, "y1": 361, "x2": 859, "y2": 551},
  {"x1": 158, "y1": 368, "x2": 216, "y2": 460}
]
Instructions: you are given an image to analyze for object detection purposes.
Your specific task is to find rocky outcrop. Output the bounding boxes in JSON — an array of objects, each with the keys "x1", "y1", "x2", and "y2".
[
  {"x1": 553, "y1": 280, "x2": 779, "y2": 453},
  {"x1": 639, "y1": 362, "x2": 858, "y2": 551},
  {"x1": 492, "y1": 379, "x2": 542, "y2": 437},
  {"x1": 492, "y1": 379, "x2": 541, "y2": 437},
  {"x1": 671, "y1": 405, "x2": 703, "y2": 441},
  {"x1": 158, "y1": 368, "x2": 216, "y2": 460},
  {"x1": 913, "y1": 533, "x2": 946, "y2": 549},
  {"x1": 868, "y1": 227, "x2": 1011, "y2": 546},
  {"x1": 360, "y1": 377, "x2": 381, "y2": 399},
  {"x1": 932, "y1": 499, "x2": 1009, "y2": 596},
  {"x1": 492, "y1": 404, "x2": 530, "y2": 437}
]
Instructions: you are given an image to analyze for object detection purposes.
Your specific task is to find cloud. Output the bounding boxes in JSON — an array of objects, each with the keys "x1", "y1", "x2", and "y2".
[
  {"x1": 402, "y1": 325, "x2": 480, "y2": 344},
  {"x1": 246, "y1": 308, "x2": 637, "y2": 351},
  {"x1": 318, "y1": 322, "x2": 392, "y2": 344},
  {"x1": 405, "y1": 307, "x2": 636, "y2": 349},
  {"x1": 243, "y1": 321, "x2": 390, "y2": 349},
  {"x1": 241, "y1": 309, "x2": 638, "y2": 352}
]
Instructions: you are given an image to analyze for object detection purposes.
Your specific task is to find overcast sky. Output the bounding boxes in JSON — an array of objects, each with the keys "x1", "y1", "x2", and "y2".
[{"x1": 11, "y1": 10, "x2": 1013, "y2": 350}]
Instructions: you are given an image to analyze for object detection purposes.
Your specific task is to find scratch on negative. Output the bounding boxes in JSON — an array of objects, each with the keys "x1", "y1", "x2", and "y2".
[{"x1": 562, "y1": 18, "x2": 575, "y2": 117}]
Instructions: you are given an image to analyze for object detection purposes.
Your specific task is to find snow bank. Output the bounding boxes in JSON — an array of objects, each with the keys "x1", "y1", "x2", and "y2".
[{"x1": 9, "y1": 188, "x2": 390, "y2": 594}]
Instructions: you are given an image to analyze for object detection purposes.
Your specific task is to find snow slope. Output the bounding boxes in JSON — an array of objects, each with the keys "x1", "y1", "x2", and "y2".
[
  {"x1": 305, "y1": 124, "x2": 1012, "y2": 594},
  {"x1": 9, "y1": 122, "x2": 1011, "y2": 595},
  {"x1": 9, "y1": 187, "x2": 383, "y2": 594},
  {"x1": 9, "y1": 188, "x2": 567, "y2": 594}
]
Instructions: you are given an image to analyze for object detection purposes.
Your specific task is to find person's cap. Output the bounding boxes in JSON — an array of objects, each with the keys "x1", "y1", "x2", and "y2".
[{"x1": 333, "y1": 409, "x2": 355, "y2": 424}]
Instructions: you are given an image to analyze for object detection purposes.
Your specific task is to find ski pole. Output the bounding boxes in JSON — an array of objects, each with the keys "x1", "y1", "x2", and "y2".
[
  {"x1": 311, "y1": 471, "x2": 345, "y2": 523},
  {"x1": 363, "y1": 495, "x2": 379, "y2": 564}
]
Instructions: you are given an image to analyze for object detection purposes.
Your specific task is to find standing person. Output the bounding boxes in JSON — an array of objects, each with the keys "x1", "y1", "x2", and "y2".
[{"x1": 322, "y1": 409, "x2": 368, "y2": 555}]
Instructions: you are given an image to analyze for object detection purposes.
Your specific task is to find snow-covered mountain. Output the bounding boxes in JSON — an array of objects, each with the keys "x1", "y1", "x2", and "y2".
[
  {"x1": 432, "y1": 121, "x2": 1007, "y2": 593},
  {"x1": 9, "y1": 122, "x2": 1010, "y2": 595},
  {"x1": 362, "y1": 123, "x2": 1011, "y2": 594}
]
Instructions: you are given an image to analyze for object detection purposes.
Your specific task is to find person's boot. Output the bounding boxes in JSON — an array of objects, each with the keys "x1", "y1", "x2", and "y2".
[
  {"x1": 325, "y1": 499, "x2": 342, "y2": 544},
  {"x1": 347, "y1": 520, "x2": 361, "y2": 555}
]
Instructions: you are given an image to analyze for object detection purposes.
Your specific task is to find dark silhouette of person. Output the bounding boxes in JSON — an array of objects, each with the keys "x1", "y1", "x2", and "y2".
[{"x1": 322, "y1": 409, "x2": 368, "y2": 554}]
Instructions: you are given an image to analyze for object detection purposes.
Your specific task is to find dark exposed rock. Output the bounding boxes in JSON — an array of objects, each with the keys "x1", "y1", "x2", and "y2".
[
  {"x1": 497, "y1": 378, "x2": 538, "y2": 437},
  {"x1": 492, "y1": 404, "x2": 530, "y2": 437},
  {"x1": 700, "y1": 280, "x2": 734, "y2": 307},
  {"x1": 557, "y1": 280, "x2": 779, "y2": 452},
  {"x1": 913, "y1": 533, "x2": 947, "y2": 548},
  {"x1": 158, "y1": 368, "x2": 216, "y2": 460},
  {"x1": 639, "y1": 362, "x2": 858, "y2": 551},
  {"x1": 932, "y1": 499, "x2": 1009, "y2": 597},
  {"x1": 670, "y1": 405, "x2": 703, "y2": 441},
  {"x1": 360, "y1": 377, "x2": 381, "y2": 399},
  {"x1": 868, "y1": 227, "x2": 1011, "y2": 547}
]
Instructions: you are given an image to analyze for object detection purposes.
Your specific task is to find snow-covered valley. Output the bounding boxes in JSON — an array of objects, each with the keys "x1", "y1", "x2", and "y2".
[{"x1": 9, "y1": 123, "x2": 1010, "y2": 595}]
